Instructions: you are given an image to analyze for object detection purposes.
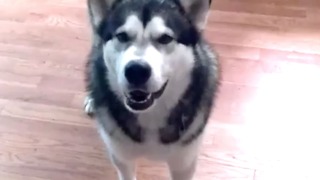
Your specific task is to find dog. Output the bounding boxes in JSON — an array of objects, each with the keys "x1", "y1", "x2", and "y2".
[{"x1": 84, "y1": 0, "x2": 220, "y2": 179}]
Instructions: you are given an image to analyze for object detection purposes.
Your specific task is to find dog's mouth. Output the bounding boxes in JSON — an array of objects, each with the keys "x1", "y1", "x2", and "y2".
[{"x1": 125, "y1": 81, "x2": 168, "y2": 111}]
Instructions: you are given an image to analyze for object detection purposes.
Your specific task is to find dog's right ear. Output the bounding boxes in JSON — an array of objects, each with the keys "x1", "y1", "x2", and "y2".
[
  {"x1": 178, "y1": 0, "x2": 212, "y2": 31},
  {"x1": 87, "y1": 0, "x2": 115, "y2": 30}
]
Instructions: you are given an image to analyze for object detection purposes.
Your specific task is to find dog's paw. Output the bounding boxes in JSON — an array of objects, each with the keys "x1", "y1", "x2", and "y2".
[{"x1": 84, "y1": 95, "x2": 95, "y2": 117}]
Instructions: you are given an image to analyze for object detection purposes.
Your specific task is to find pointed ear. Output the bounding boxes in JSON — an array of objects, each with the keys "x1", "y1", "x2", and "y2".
[
  {"x1": 87, "y1": 0, "x2": 116, "y2": 29},
  {"x1": 179, "y1": 0, "x2": 212, "y2": 30}
]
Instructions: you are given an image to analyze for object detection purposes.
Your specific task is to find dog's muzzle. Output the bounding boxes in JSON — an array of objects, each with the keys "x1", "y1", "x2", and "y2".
[{"x1": 125, "y1": 81, "x2": 168, "y2": 111}]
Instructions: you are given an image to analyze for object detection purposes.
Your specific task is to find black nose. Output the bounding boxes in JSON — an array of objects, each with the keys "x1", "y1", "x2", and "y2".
[{"x1": 124, "y1": 60, "x2": 151, "y2": 86}]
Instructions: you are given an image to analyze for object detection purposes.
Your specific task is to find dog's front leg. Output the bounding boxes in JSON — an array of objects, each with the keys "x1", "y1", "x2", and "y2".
[
  {"x1": 168, "y1": 159, "x2": 197, "y2": 180},
  {"x1": 166, "y1": 139, "x2": 203, "y2": 180},
  {"x1": 110, "y1": 154, "x2": 136, "y2": 180}
]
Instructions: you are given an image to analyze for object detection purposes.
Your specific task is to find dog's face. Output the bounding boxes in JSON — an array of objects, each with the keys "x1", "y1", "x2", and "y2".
[{"x1": 89, "y1": 0, "x2": 211, "y2": 112}]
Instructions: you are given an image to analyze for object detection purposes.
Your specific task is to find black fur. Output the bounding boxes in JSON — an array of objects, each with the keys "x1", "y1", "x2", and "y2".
[
  {"x1": 85, "y1": 0, "x2": 219, "y2": 145},
  {"x1": 159, "y1": 41, "x2": 219, "y2": 145},
  {"x1": 182, "y1": 44, "x2": 220, "y2": 145},
  {"x1": 97, "y1": 0, "x2": 200, "y2": 46}
]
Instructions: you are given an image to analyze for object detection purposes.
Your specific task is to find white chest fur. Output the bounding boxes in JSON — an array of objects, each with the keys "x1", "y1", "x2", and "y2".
[{"x1": 95, "y1": 103, "x2": 206, "y2": 163}]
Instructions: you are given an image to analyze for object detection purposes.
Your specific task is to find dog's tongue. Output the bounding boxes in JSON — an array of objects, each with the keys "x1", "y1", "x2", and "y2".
[{"x1": 129, "y1": 91, "x2": 149, "y2": 102}]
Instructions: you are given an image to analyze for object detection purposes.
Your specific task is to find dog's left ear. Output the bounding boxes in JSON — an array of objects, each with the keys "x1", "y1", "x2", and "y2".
[{"x1": 179, "y1": 0, "x2": 212, "y2": 30}]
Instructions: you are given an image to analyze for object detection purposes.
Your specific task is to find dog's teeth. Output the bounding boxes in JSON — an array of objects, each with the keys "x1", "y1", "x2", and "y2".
[
  {"x1": 128, "y1": 96, "x2": 151, "y2": 104},
  {"x1": 129, "y1": 98, "x2": 142, "y2": 103},
  {"x1": 130, "y1": 98, "x2": 138, "y2": 103},
  {"x1": 128, "y1": 93, "x2": 151, "y2": 104}
]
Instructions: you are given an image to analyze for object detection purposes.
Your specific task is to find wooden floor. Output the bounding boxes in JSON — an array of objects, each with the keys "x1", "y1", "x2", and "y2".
[{"x1": 1, "y1": 0, "x2": 320, "y2": 179}]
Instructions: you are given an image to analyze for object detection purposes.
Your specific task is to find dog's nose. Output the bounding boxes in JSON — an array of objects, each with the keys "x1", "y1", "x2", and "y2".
[{"x1": 125, "y1": 60, "x2": 151, "y2": 86}]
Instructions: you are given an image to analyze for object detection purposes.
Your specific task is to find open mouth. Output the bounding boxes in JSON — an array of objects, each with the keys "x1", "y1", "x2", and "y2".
[{"x1": 125, "y1": 81, "x2": 168, "y2": 111}]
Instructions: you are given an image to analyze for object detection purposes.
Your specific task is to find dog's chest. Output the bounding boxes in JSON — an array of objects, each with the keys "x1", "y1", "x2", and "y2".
[
  {"x1": 138, "y1": 134, "x2": 175, "y2": 160},
  {"x1": 137, "y1": 111, "x2": 167, "y2": 130},
  {"x1": 104, "y1": 128, "x2": 177, "y2": 161},
  {"x1": 117, "y1": 114, "x2": 177, "y2": 160}
]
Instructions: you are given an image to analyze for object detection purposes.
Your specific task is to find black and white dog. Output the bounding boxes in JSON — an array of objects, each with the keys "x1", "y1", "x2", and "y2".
[{"x1": 84, "y1": 0, "x2": 220, "y2": 179}]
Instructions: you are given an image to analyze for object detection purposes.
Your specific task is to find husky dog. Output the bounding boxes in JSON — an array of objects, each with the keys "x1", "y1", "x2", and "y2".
[{"x1": 84, "y1": 0, "x2": 220, "y2": 179}]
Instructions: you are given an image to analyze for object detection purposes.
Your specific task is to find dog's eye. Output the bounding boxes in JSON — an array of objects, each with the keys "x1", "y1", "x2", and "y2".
[
  {"x1": 115, "y1": 32, "x2": 130, "y2": 43},
  {"x1": 157, "y1": 34, "x2": 174, "y2": 44}
]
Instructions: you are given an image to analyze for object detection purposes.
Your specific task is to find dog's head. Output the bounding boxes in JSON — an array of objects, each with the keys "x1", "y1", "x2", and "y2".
[{"x1": 88, "y1": 0, "x2": 212, "y2": 112}]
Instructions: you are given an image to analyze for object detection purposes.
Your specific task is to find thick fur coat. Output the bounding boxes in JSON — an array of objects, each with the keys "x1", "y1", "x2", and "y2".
[{"x1": 84, "y1": 0, "x2": 220, "y2": 179}]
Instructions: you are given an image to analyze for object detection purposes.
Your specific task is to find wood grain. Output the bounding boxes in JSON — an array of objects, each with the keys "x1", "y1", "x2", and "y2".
[{"x1": 0, "y1": 0, "x2": 319, "y2": 179}]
